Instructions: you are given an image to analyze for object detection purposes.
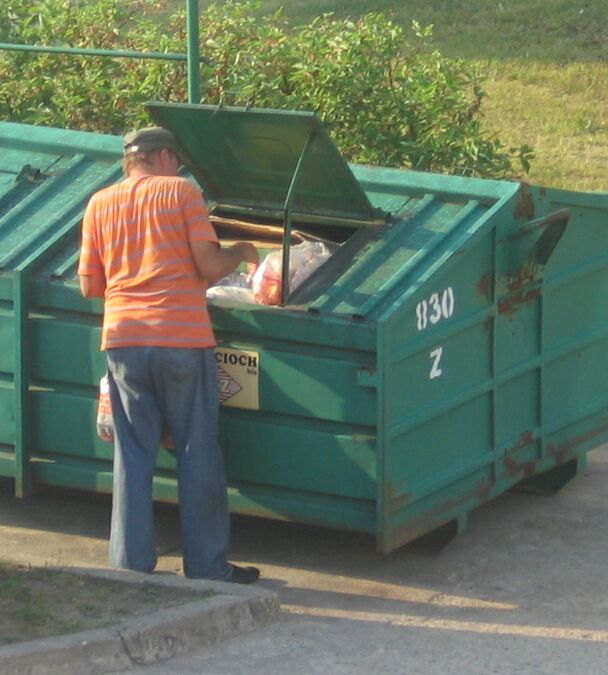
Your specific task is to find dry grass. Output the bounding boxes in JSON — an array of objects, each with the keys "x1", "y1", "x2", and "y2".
[
  {"x1": 482, "y1": 61, "x2": 608, "y2": 190},
  {"x1": 0, "y1": 563, "x2": 205, "y2": 646}
]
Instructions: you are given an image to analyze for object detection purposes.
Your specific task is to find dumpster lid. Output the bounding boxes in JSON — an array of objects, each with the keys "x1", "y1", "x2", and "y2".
[{"x1": 146, "y1": 102, "x2": 384, "y2": 226}]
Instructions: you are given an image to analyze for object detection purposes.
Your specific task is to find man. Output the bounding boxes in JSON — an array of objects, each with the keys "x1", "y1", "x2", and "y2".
[{"x1": 78, "y1": 126, "x2": 260, "y2": 583}]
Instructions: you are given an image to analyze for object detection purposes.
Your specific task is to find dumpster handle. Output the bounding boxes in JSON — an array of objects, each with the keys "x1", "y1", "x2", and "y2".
[
  {"x1": 518, "y1": 209, "x2": 570, "y2": 267},
  {"x1": 508, "y1": 208, "x2": 570, "y2": 241},
  {"x1": 531, "y1": 209, "x2": 569, "y2": 266},
  {"x1": 280, "y1": 129, "x2": 316, "y2": 306},
  {"x1": 504, "y1": 208, "x2": 570, "y2": 277}
]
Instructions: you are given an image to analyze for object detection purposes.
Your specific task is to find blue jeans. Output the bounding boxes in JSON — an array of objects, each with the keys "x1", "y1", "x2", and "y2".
[{"x1": 106, "y1": 346, "x2": 231, "y2": 579}]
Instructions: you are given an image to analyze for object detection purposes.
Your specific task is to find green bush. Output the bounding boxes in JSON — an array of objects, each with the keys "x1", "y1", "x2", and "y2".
[{"x1": 0, "y1": 0, "x2": 533, "y2": 177}]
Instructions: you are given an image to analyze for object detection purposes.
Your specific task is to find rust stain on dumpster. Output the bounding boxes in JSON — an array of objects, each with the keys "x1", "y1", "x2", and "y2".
[
  {"x1": 477, "y1": 272, "x2": 491, "y2": 299},
  {"x1": 390, "y1": 479, "x2": 492, "y2": 542},
  {"x1": 498, "y1": 288, "x2": 541, "y2": 315},
  {"x1": 507, "y1": 263, "x2": 538, "y2": 293},
  {"x1": 386, "y1": 479, "x2": 414, "y2": 512},
  {"x1": 502, "y1": 431, "x2": 536, "y2": 476},
  {"x1": 513, "y1": 185, "x2": 535, "y2": 220},
  {"x1": 547, "y1": 421, "x2": 608, "y2": 456}
]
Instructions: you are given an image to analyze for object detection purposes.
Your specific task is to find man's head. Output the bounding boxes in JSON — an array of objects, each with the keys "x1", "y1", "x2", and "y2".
[{"x1": 122, "y1": 126, "x2": 181, "y2": 177}]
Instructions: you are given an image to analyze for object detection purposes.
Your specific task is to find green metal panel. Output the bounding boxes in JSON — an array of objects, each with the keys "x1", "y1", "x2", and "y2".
[
  {"x1": 257, "y1": 347, "x2": 375, "y2": 425},
  {"x1": 0, "y1": 121, "x2": 121, "y2": 488},
  {"x1": 0, "y1": 306, "x2": 15, "y2": 374},
  {"x1": 0, "y1": 452, "x2": 15, "y2": 477},
  {"x1": 30, "y1": 390, "x2": 111, "y2": 462},
  {"x1": 222, "y1": 412, "x2": 376, "y2": 500},
  {"x1": 29, "y1": 315, "x2": 103, "y2": 388},
  {"x1": 146, "y1": 102, "x2": 382, "y2": 225},
  {"x1": 0, "y1": 385, "x2": 15, "y2": 446},
  {"x1": 210, "y1": 305, "x2": 377, "y2": 352},
  {"x1": 226, "y1": 483, "x2": 376, "y2": 533},
  {"x1": 13, "y1": 271, "x2": 31, "y2": 496},
  {"x1": 299, "y1": 179, "x2": 519, "y2": 318}
]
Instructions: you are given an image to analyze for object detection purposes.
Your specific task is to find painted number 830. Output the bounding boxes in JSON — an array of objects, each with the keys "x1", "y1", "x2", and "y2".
[{"x1": 415, "y1": 287, "x2": 455, "y2": 332}]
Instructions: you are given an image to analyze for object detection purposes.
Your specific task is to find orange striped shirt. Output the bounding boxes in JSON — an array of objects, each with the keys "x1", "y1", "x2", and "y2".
[{"x1": 78, "y1": 174, "x2": 218, "y2": 350}]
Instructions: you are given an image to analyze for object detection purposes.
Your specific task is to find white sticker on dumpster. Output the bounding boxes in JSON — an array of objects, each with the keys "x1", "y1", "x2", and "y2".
[{"x1": 215, "y1": 348, "x2": 259, "y2": 410}]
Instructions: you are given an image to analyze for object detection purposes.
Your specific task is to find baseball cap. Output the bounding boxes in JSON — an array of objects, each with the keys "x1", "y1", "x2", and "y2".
[{"x1": 123, "y1": 126, "x2": 178, "y2": 154}]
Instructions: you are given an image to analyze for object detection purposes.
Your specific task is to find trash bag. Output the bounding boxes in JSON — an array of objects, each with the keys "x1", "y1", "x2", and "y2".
[
  {"x1": 96, "y1": 375, "x2": 114, "y2": 443},
  {"x1": 252, "y1": 241, "x2": 333, "y2": 305},
  {"x1": 211, "y1": 271, "x2": 251, "y2": 288},
  {"x1": 207, "y1": 271, "x2": 255, "y2": 303},
  {"x1": 251, "y1": 250, "x2": 282, "y2": 305},
  {"x1": 206, "y1": 286, "x2": 255, "y2": 303}
]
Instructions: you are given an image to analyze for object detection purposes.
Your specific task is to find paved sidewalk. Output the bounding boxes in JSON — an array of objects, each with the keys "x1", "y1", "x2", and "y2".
[
  {"x1": 128, "y1": 446, "x2": 608, "y2": 674},
  {"x1": 3, "y1": 447, "x2": 608, "y2": 674}
]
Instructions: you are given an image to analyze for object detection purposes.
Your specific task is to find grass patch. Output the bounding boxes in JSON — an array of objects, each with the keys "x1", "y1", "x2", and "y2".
[
  {"x1": 0, "y1": 563, "x2": 209, "y2": 646},
  {"x1": 199, "y1": 0, "x2": 608, "y2": 62},
  {"x1": 187, "y1": 0, "x2": 608, "y2": 190},
  {"x1": 482, "y1": 61, "x2": 608, "y2": 190}
]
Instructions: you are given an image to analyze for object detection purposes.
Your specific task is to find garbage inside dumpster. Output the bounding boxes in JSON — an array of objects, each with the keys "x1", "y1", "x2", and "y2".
[
  {"x1": 209, "y1": 240, "x2": 335, "y2": 305},
  {"x1": 251, "y1": 241, "x2": 334, "y2": 305}
]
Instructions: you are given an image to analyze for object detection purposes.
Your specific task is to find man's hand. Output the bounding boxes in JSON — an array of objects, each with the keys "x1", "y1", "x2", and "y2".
[
  {"x1": 191, "y1": 240, "x2": 259, "y2": 285},
  {"x1": 246, "y1": 262, "x2": 258, "y2": 280},
  {"x1": 237, "y1": 242, "x2": 259, "y2": 277}
]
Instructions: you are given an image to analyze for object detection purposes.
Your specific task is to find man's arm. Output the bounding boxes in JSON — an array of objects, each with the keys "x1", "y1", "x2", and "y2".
[
  {"x1": 79, "y1": 274, "x2": 106, "y2": 298},
  {"x1": 190, "y1": 241, "x2": 259, "y2": 285}
]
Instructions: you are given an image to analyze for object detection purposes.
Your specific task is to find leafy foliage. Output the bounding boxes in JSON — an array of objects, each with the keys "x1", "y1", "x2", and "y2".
[{"x1": 0, "y1": 0, "x2": 533, "y2": 177}]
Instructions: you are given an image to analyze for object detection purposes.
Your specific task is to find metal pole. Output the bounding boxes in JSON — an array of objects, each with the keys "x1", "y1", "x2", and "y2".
[
  {"x1": 187, "y1": 0, "x2": 200, "y2": 103},
  {"x1": 0, "y1": 42, "x2": 191, "y2": 61},
  {"x1": 14, "y1": 271, "x2": 32, "y2": 497},
  {"x1": 281, "y1": 130, "x2": 315, "y2": 306}
]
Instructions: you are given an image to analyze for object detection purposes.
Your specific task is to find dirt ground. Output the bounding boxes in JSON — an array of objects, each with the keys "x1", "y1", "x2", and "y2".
[{"x1": 0, "y1": 562, "x2": 206, "y2": 646}]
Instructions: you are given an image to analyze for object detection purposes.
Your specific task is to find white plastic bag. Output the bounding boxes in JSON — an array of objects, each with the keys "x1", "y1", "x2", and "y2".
[
  {"x1": 207, "y1": 271, "x2": 255, "y2": 303},
  {"x1": 252, "y1": 241, "x2": 333, "y2": 305},
  {"x1": 96, "y1": 375, "x2": 114, "y2": 443},
  {"x1": 206, "y1": 286, "x2": 255, "y2": 303}
]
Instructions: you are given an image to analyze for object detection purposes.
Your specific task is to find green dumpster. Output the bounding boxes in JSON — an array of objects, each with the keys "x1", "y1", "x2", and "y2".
[{"x1": 1, "y1": 105, "x2": 607, "y2": 553}]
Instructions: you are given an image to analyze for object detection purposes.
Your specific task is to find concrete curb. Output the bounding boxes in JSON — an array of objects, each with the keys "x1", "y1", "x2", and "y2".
[{"x1": 0, "y1": 567, "x2": 280, "y2": 675}]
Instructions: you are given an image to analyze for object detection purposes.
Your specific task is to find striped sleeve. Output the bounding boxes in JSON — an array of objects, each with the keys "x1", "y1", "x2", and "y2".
[
  {"x1": 78, "y1": 196, "x2": 104, "y2": 276},
  {"x1": 180, "y1": 180, "x2": 219, "y2": 245}
]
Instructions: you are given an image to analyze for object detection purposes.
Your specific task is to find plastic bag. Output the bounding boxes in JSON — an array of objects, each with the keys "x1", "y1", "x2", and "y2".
[
  {"x1": 252, "y1": 241, "x2": 333, "y2": 305},
  {"x1": 96, "y1": 375, "x2": 114, "y2": 443},
  {"x1": 206, "y1": 286, "x2": 255, "y2": 303},
  {"x1": 251, "y1": 251, "x2": 282, "y2": 305},
  {"x1": 207, "y1": 271, "x2": 255, "y2": 303},
  {"x1": 211, "y1": 271, "x2": 251, "y2": 289},
  {"x1": 96, "y1": 375, "x2": 174, "y2": 448}
]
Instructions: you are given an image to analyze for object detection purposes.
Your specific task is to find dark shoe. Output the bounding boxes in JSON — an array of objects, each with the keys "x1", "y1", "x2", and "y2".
[{"x1": 226, "y1": 564, "x2": 260, "y2": 584}]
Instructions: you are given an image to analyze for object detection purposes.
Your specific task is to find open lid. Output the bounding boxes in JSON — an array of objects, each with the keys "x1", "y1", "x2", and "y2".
[{"x1": 146, "y1": 102, "x2": 384, "y2": 226}]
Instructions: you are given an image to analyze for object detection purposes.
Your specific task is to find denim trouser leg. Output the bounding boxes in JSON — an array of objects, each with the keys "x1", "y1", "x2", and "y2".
[
  {"x1": 106, "y1": 347, "x2": 231, "y2": 579},
  {"x1": 159, "y1": 349, "x2": 231, "y2": 579},
  {"x1": 107, "y1": 349, "x2": 161, "y2": 573}
]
